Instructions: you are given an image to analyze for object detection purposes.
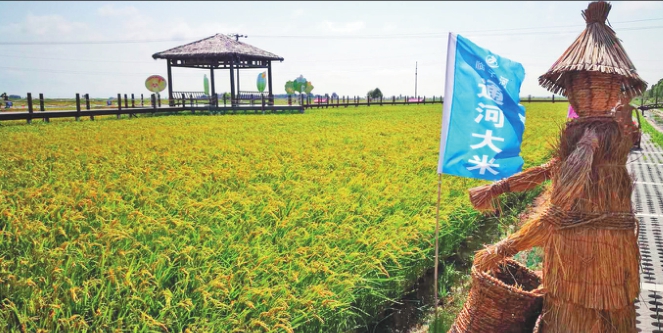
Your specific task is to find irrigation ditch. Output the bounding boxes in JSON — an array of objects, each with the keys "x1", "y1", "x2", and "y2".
[{"x1": 352, "y1": 185, "x2": 548, "y2": 333}]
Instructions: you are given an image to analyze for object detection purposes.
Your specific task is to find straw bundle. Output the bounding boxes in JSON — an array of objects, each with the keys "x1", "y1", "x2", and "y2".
[
  {"x1": 448, "y1": 259, "x2": 543, "y2": 333},
  {"x1": 613, "y1": 101, "x2": 640, "y2": 146},
  {"x1": 473, "y1": 118, "x2": 639, "y2": 332},
  {"x1": 540, "y1": 118, "x2": 639, "y2": 332},
  {"x1": 468, "y1": 158, "x2": 558, "y2": 211},
  {"x1": 538, "y1": 1, "x2": 646, "y2": 101},
  {"x1": 538, "y1": 300, "x2": 636, "y2": 333}
]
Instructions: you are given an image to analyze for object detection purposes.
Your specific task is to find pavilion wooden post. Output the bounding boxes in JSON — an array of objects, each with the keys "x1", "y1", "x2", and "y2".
[
  {"x1": 236, "y1": 60, "x2": 241, "y2": 101},
  {"x1": 167, "y1": 59, "x2": 174, "y2": 106},
  {"x1": 210, "y1": 68, "x2": 216, "y2": 107},
  {"x1": 229, "y1": 58, "x2": 236, "y2": 107},
  {"x1": 267, "y1": 60, "x2": 274, "y2": 106}
]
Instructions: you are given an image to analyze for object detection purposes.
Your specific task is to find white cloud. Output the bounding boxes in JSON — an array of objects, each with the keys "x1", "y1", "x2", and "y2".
[
  {"x1": 97, "y1": 5, "x2": 160, "y2": 38},
  {"x1": 382, "y1": 23, "x2": 397, "y2": 32},
  {"x1": 291, "y1": 9, "x2": 305, "y2": 18},
  {"x1": 164, "y1": 22, "x2": 245, "y2": 41},
  {"x1": 318, "y1": 21, "x2": 365, "y2": 33},
  {"x1": 1, "y1": 13, "x2": 86, "y2": 36},
  {"x1": 97, "y1": 4, "x2": 140, "y2": 17}
]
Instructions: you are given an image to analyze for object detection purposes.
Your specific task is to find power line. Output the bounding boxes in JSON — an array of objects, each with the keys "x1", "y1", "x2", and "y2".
[
  {"x1": 0, "y1": 18, "x2": 661, "y2": 45},
  {"x1": 0, "y1": 65, "x2": 198, "y2": 77},
  {"x1": 0, "y1": 53, "x2": 156, "y2": 64},
  {"x1": 0, "y1": 52, "x2": 438, "y2": 65}
]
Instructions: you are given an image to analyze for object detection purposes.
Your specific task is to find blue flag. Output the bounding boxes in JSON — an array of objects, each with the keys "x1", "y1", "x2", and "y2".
[{"x1": 438, "y1": 33, "x2": 526, "y2": 181}]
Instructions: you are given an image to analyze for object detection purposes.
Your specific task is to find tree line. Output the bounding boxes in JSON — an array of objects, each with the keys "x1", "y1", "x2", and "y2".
[{"x1": 643, "y1": 78, "x2": 663, "y2": 104}]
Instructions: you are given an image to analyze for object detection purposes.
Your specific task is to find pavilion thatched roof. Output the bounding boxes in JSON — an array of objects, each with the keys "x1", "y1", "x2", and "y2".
[
  {"x1": 538, "y1": 1, "x2": 646, "y2": 97},
  {"x1": 152, "y1": 34, "x2": 283, "y2": 61}
]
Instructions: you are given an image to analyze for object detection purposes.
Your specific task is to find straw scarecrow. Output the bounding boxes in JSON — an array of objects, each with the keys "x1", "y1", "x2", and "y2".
[
  {"x1": 469, "y1": 1, "x2": 646, "y2": 332},
  {"x1": 468, "y1": 2, "x2": 645, "y2": 211}
]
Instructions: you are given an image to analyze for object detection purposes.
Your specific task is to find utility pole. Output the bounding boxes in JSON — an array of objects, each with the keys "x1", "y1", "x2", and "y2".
[
  {"x1": 229, "y1": 34, "x2": 247, "y2": 42},
  {"x1": 227, "y1": 34, "x2": 247, "y2": 97},
  {"x1": 415, "y1": 61, "x2": 418, "y2": 99}
]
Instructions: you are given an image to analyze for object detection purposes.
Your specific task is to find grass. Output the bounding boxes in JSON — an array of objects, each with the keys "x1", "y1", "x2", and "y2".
[
  {"x1": 0, "y1": 103, "x2": 566, "y2": 332},
  {"x1": 642, "y1": 110, "x2": 663, "y2": 148}
]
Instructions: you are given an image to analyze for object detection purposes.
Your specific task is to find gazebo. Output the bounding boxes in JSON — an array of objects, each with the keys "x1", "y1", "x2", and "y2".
[{"x1": 152, "y1": 33, "x2": 284, "y2": 107}]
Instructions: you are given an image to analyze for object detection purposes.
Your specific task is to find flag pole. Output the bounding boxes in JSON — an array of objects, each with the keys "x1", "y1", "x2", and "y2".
[{"x1": 433, "y1": 173, "x2": 442, "y2": 331}]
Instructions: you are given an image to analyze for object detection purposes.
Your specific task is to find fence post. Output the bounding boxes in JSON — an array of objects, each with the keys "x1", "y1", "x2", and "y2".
[
  {"x1": 367, "y1": 95, "x2": 370, "y2": 107},
  {"x1": 552, "y1": 94, "x2": 555, "y2": 103},
  {"x1": 141, "y1": 94, "x2": 144, "y2": 107},
  {"x1": 39, "y1": 93, "x2": 45, "y2": 111},
  {"x1": 27, "y1": 93, "x2": 33, "y2": 124},
  {"x1": 86, "y1": 93, "x2": 93, "y2": 121},
  {"x1": 75, "y1": 93, "x2": 81, "y2": 121},
  {"x1": 131, "y1": 93, "x2": 135, "y2": 108},
  {"x1": 261, "y1": 94, "x2": 265, "y2": 114},
  {"x1": 152, "y1": 94, "x2": 157, "y2": 113},
  {"x1": 190, "y1": 94, "x2": 194, "y2": 111},
  {"x1": 39, "y1": 93, "x2": 49, "y2": 123},
  {"x1": 116, "y1": 93, "x2": 121, "y2": 119},
  {"x1": 158, "y1": 93, "x2": 162, "y2": 107}
]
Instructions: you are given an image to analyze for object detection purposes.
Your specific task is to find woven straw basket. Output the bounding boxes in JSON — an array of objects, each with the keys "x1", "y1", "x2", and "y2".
[
  {"x1": 448, "y1": 259, "x2": 543, "y2": 333},
  {"x1": 565, "y1": 71, "x2": 623, "y2": 117}
]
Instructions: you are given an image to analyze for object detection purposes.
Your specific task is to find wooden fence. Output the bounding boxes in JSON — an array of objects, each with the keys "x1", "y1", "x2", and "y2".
[
  {"x1": 297, "y1": 94, "x2": 567, "y2": 109},
  {"x1": 0, "y1": 92, "x2": 569, "y2": 123},
  {"x1": 0, "y1": 92, "x2": 304, "y2": 123}
]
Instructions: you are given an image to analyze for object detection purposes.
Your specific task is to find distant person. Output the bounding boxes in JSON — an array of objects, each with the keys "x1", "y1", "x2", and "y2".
[{"x1": 1, "y1": 92, "x2": 10, "y2": 109}]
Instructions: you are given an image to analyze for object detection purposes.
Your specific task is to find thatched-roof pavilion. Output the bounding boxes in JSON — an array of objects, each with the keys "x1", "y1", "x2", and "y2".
[{"x1": 152, "y1": 33, "x2": 284, "y2": 106}]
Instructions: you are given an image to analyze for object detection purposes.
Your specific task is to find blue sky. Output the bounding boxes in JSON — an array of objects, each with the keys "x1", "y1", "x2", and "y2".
[{"x1": 0, "y1": 1, "x2": 661, "y2": 98}]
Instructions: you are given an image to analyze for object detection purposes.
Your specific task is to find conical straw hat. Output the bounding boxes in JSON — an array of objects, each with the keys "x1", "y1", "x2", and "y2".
[{"x1": 538, "y1": 1, "x2": 647, "y2": 98}]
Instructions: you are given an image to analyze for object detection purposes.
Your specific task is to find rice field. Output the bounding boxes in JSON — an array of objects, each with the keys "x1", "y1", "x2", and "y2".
[{"x1": 0, "y1": 103, "x2": 566, "y2": 332}]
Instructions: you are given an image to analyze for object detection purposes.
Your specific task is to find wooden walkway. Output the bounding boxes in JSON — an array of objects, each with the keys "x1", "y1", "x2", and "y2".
[{"x1": 0, "y1": 104, "x2": 305, "y2": 123}]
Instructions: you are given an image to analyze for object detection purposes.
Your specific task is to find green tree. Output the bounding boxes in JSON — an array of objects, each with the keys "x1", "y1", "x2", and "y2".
[
  {"x1": 285, "y1": 81, "x2": 295, "y2": 95},
  {"x1": 367, "y1": 87, "x2": 383, "y2": 99}
]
